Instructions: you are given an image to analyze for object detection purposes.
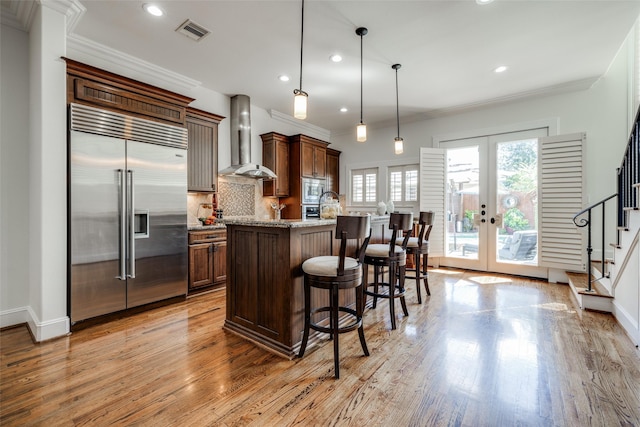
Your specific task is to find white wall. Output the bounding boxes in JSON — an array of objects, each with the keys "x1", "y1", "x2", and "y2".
[
  {"x1": 0, "y1": 23, "x2": 30, "y2": 326},
  {"x1": 27, "y1": 3, "x2": 69, "y2": 340},
  {"x1": 332, "y1": 18, "x2": 638, "y2": 258},
  {"x1": 2, "y1": 3, "x2": 637, "y2": 340},
  {"x1": 0, "y1": 6, "x2": 327, "y2": 338}
]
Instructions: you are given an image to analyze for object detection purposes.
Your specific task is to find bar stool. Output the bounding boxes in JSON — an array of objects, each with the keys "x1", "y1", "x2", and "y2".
[
  {"x1": 398, "y1": 211, "x2": 434, "y2": 303},
  {"x1": 298, "y1": 215, "x2": 371, "y2": 379},
  {"x1": 363, "y1": 212, "x2": 413, "y2": 330}
]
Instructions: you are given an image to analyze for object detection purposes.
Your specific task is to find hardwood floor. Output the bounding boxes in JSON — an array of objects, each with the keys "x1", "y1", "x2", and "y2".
[{"x1": 2, "y1": 268, "x2": 639, "y2": 426}]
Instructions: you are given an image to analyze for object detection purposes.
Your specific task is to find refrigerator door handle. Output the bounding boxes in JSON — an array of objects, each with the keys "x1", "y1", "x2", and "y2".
[
  {"x1": 118, "y1": 169, "x2": 126, "y2": 280},
  {"x1": 127, "y1": 169, "x2": 136, "y2": 278}
]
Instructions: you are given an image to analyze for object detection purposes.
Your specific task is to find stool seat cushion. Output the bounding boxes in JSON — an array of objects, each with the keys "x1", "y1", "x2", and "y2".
[
  {"x1": 397, "y1": 237, "x2": 429, "y2": 249},
  {"x1": 302, "y1": 256, "x2": 361, "y2": 277},
  {"x1": 365, "y1": 244, "x2": 406, "y2": 266}
]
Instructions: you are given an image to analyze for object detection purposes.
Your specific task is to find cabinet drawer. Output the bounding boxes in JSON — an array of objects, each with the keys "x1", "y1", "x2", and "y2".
[{"x1": 189, "y1": 230, "x2": 226, "y2": 244}]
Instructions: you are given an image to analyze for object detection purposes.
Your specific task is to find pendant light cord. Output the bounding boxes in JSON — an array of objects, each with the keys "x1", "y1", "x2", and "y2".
[
  {"x1": 299, "y1": 0, "x2": 304, "y2": 92},
  {"x1": 359, "y1": 32, "x2": 363, "y2": 124},
  {"x1": 395, "y1": 67, "x2": 400, "y2": 137}
]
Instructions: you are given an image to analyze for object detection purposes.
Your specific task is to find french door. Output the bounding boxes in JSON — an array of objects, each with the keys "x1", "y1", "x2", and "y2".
[{"x1": 438, "y1": 129, "x2": 548, "y2": 278}]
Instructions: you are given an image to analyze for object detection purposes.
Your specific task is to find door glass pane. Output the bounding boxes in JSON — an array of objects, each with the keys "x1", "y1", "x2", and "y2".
[
  {"x1": 496, "y1": 139, "x2": 538, "y2": 264},
  {"x1": 446, "y1": 146, "x2": 479, "y2": 259}
]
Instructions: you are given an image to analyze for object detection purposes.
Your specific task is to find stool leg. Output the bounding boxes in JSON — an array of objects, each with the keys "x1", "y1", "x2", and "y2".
[
  {"x1": 414, "y1": 250, "x2": 422, "y2": 304},
  {"x1": 363, "y1": 263, "x2": 369, "y2": 306},
  {"x1": 423, "y1": 253, "x2": 430, "y2": 296},
  {"x1": 372, "y1": 265, "x2": 380, "y2": 309},
  {"x1": 389, "y1": 261, "x2": 396, "y2": 330},
  {"x1": 298, "y1": 279, "x2": 311, "y2": 358},
  {"x1": 331, "y1": 285, "x2": 340, "y2": 379},
  {"x1": 356, "y1": 282, "x2": 369, "y2": 356},
  {"x1": 399, "y1": 264, "x2": 409, "y2": 317}
]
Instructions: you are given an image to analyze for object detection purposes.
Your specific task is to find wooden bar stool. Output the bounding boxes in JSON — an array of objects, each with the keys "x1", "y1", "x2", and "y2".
[
  {"x1": 398, "y1": 211, "x2": 434, "y2": 303},
  {"x1": 363, "y1": 212, "x2": 413, "y2": 330},
  {"x1": 298, "y1": 215, "x2": 371, "y2": 379}
]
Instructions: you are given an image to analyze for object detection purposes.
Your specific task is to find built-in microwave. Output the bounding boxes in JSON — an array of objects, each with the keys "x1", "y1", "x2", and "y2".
[
  {"x1": 303, "y1": 205, "x2": 320, "y2": 220},
  {"x1": 302, "y1": 178, "x2": 325, "y2": 205}
]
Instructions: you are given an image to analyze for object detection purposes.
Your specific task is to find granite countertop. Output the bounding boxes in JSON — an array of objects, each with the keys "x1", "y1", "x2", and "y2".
[
  {"x1": 216, "y1": 217, "x2": 337, "y2": 229},
  {"x1": 215, "y1": 214, "x2": 389, "y2": 229},
  {"x1": 188, "y1": 223, "x2": 226, "y2": 231}
]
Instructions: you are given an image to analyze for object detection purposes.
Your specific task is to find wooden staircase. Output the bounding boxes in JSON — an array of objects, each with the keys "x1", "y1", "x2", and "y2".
[{"x1": 566, "y1": 262, "x2": 614, "y2": 312}]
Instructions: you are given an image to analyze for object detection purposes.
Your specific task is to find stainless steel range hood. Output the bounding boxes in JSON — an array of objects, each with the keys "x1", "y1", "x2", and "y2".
[{"x1": 219, "y1": 94, "x2": 276, "y2": 179}]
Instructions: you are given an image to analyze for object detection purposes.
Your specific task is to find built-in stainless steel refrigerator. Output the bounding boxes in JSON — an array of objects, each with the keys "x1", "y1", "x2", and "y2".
[{"x1": 69, "y1": 103, "x2": 188, "y2": 324}]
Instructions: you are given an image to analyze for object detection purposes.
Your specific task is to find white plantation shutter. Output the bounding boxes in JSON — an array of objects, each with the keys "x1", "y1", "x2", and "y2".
[
  {"x1": 538, "y1": 133, "x2": 586, "y2": 271},
  {"x1": 420, "y1": 148, "x2": 446, "y2": 257}
]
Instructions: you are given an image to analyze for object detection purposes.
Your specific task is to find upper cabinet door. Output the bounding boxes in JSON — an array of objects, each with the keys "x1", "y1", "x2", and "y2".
[
  {"x1": 261, "y1": 132, "x2": 290, "y2": 197},
  {"x1": 326, "y1": 148, "x2": 341, "y2": 194},
  {"x1": 186, "y1": 108, "x2": 224, "y2": 193},
  {"x1": 301, "y1": 142, "x2": 326, "y2": 178}
]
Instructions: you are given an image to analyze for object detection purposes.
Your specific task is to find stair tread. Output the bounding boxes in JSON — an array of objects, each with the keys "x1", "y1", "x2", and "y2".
[{"x1": 566, "y1": 271, "x2": 613, "y2": 298}]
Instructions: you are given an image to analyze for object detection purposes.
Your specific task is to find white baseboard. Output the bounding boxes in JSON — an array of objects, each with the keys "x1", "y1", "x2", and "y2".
[
  {"x1": 0, "y1": 306, "x2": 29, "y2": 328},
  {"x1": 613, "y1": 299, "x2": 640, "y2": 347},
  {"x1": 1, "y1": 306, "x2": 69, "y2": 341}
]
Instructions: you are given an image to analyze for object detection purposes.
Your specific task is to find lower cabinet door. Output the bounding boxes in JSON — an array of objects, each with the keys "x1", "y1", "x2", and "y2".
[
  {"x1": 188, "y1": 243, "x2": 214, "y2": 289},
  {"x1": 213, "y1": 241, "x2": 227, "y2": 285}
]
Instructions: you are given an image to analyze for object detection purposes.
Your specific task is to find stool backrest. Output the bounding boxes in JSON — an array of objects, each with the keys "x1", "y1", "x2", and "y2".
[
  {"x1": 335, "y1": 215, "x2": 371, "y2": 272},
  {"x1": 417, "y1": 211, "x2": 434, "y2": 245},
  {"x1": 389, "y1": 212, "x2": 413, "y2": 252}
]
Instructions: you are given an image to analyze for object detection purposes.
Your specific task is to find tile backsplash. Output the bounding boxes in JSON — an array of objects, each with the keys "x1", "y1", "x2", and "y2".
[
  {"x1": 188, "y1": 176, "x2": 273, "y2": 225},
  {"x1": 219, "y1": 179, "x2": 255, "y2": 216}
]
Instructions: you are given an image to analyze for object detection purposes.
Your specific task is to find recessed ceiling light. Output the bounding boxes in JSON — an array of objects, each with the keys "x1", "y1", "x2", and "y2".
[
  {"x1": 494, "y1": 65, "x2": 508, "y2": 73},
  {"x1": 340, "y1": 107, "x2": 348, "y2": 113},
  {"x1": 143, "y1": 4, "x2": 164, "y2": 17},
  {"x1": 278, "y1": 75, "x2": 290, "y2": 82},
  {"x1": 476, "y1": 0, "x2": 494, "y2": 4},
  {"x1": 330, "y1": 54, "x2": 343, "y2": 63}
]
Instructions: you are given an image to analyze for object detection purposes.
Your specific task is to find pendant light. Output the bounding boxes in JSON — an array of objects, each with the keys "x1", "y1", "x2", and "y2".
[
  {"x1": 293, "y1": 0, "x2": 307, "y2": 119},
  {"x1": 356, "y1": 27, "x2": 368, "y2": 142},
  {"x1": 392, "y1": 63, "x2": 404, "y2": 154}
]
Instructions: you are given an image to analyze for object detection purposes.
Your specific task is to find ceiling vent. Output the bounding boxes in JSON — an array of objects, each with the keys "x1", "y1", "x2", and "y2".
[{"x1": 175, "y1": 19, "x2": 210, "y2": 41}]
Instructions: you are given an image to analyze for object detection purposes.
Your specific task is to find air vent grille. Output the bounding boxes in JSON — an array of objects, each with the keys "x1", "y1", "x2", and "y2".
[{"x1": 176, "y1": 19, "x2": 210, "y2": 41}]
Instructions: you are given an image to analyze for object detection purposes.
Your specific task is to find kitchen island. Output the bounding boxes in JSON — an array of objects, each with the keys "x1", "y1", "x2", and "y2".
[
  {"x1": 218, "y1": 217, "x2": 337, "y2": 358},
  {"x1": 218, "y1": 216, "x2": 390, "y2": 358}
]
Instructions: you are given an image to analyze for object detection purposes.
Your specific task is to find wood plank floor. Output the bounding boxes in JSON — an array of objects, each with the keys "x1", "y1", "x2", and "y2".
[{"x1": 2, "y1": 268, "x2": 640, "y2": 426}]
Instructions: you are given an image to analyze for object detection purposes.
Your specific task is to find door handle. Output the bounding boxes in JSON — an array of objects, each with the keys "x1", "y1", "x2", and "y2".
[
  {"x1": 492, "y1": 214, "x2": 503, "y2": 228},
  {"x1": 118, "y1": 169, "x2": 126, "y2": 280},
  {"x1": 127, "y1": 170, "x2": 136, "y2": 278}
]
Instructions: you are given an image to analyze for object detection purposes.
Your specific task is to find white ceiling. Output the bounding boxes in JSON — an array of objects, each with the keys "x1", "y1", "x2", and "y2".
[{"x1": 6, "y1": 0, "x2": 640, "y2": 135}]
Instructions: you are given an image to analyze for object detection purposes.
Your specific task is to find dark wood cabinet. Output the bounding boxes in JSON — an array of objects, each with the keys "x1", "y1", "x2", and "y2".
[
  {"x1": 281, "y1": 135, "x2": 331, "y2": 219},
  {"x1": 224, "y1": 222, "x2": 343, "y2": 358},
  {"x1": 300, "y1": 138, "x2": 327, "y2": 178},
  {"x1": 65, "y1": 58, "x2": 193, "y2": 126},
  {"x1": 188, "y1": 229, "x2": 226, "y2": 292},
  {"x1": 326, "y1": 148, "x2": 341, "y2": 194},
  {"x1": 261, "y1": 132, "x2": 290, "y2": 197},
  {"x1": 186, "y1": 108, "x2": 224, "y2": 193}
]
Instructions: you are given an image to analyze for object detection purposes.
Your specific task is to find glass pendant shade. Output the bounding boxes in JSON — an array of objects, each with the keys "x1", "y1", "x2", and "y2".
[
  {"x1": 394, "y1": 137, "x2": 404, "y2": 154},
  {"x1": 294, "y1": 90, "x2": 307, "y2": 119},
  {"x1": 357, "y1": 122, "x2": 367, "y2": 142}
]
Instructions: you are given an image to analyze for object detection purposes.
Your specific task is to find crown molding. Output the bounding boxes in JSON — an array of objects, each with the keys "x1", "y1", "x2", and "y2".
[
  {"x1": 1, "y1": 0, "x2": 37, "y2": 31},
  {"x1": 0, "y1": 0, "x2": 85, "y2": 32},
  {"x1": 268, "y1": 109, "x2": 331, "y2": 142},
  {"x1": 38, "y1": 0, "x2": 85, "y2": 33},
  {"x1": 66, "y1": 33, "x2": 202, "y2": 93}
]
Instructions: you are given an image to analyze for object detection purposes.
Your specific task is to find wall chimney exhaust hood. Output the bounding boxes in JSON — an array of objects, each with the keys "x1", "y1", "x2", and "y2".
[{"x1": 219, "y1": 94, "x2": 277, "y2": 179}]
